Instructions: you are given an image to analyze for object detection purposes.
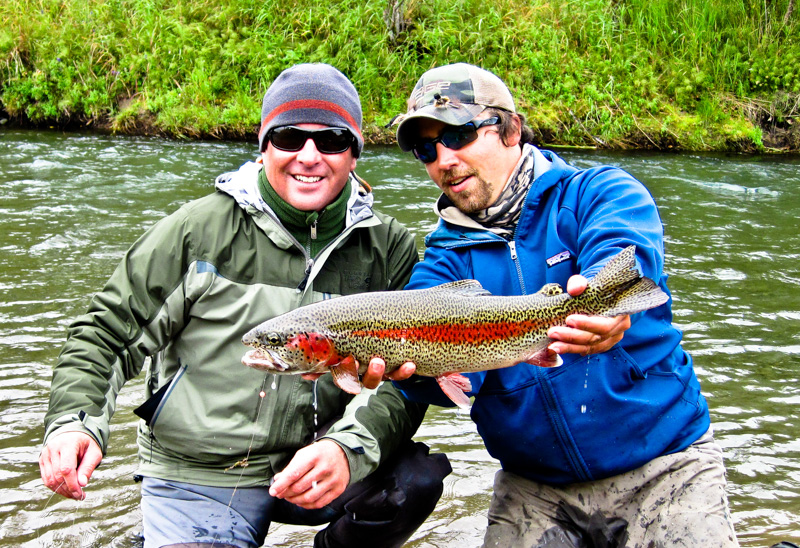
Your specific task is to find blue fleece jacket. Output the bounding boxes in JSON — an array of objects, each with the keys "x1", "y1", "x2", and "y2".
[{"x1": 396, "y1": 148, "x2": 710, "y2": 485}]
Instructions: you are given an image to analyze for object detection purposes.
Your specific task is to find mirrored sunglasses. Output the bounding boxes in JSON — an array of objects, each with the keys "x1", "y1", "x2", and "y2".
[
  {"x1": 411, "y1": 116, "x2": 500, "y2": 164},
  {"x1": 267, "y1": 126, "x2": 355, "y2": 155}
]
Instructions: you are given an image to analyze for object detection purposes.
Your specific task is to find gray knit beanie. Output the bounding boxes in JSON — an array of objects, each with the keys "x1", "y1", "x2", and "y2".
[{"x1": 258, "y1": 63, "x2": 364, "y2": 157}]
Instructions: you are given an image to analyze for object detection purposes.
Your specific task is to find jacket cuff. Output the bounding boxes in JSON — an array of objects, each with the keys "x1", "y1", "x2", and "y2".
[
  {"x1": 43, "y1": 413, "x2": 107, "y2": 454},
  {"x1": 319, "y1": 434, "x2": 373, "y2": 485}
]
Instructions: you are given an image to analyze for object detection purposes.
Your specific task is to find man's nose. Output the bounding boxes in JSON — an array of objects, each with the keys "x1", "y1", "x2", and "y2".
[
  {"x1": 435, "y1": 142, "x2": 459, "y2": 170},
  {"x1": 296, "y1": 138, "x2": 322, "y2": 163}
]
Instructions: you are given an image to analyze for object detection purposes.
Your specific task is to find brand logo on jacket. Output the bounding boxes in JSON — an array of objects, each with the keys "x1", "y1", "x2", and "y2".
[{"x1": 546, "y1": 250, "x2": 571, "y2": 267}]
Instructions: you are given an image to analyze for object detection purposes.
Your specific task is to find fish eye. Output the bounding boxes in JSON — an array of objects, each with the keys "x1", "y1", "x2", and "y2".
[{"x1": 266, "y1": 332, "x2": 283, "y2": 346}]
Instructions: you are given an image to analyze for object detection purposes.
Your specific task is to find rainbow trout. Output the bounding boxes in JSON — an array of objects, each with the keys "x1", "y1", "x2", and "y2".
[{"x1": 242, "y1": 245, "x2": 668, "y2": 408}]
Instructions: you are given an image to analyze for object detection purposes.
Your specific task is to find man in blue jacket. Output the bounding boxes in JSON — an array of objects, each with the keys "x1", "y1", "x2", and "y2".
[{"x1": 390, "y1": 63, "x2": 739, "y2": 547}]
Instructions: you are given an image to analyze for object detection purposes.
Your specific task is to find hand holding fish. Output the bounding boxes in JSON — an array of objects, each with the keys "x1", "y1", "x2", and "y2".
[
  {"x1": 301, "y1": 357, "x2": 416, "y2": 388},
  {"x1": 269, "y1": 439, "x2": 349, "y2": 510},
  {"x1": 39, "y1": 431, "x2": 102, "y2": 500},
  {"x1": 546, "y1": 274, "x2": 631, "y2": 357}
]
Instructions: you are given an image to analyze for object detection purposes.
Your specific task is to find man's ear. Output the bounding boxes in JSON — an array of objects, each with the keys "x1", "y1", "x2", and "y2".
[{"x1": 506, "y1": 114, "x2": 522, "y2": 147}]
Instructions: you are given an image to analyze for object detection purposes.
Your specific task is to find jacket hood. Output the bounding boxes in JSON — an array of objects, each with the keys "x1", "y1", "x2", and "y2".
[{"x1": 214, "y1": 160, "x2": 374, "y2": 228}]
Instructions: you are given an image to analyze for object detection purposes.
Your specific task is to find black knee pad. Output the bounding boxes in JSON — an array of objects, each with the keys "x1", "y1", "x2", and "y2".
[
  {"x1": 388, "y1": 441, "x2": 452, "y2": 515},
  {"x1": 315, "y1": 442, "x2": 451, "y2": 548}
]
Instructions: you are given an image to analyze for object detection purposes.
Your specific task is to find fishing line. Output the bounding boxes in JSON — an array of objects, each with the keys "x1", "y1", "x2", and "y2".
[
  {"x1": 38, "y1": 456, "x2": 143, "y2": 545},
  {"x1": 39, "y1": 479, "x2": 69, "y2": 514},
  {"x1": 37, "y1": 479, "x2": 88, "y2": 546},
  {"x1": 223, "y1": 373, "x2": 271, "y2": 519},
  {"x1": 312, "y1": 379, "x2": 319, "y2": 439}
]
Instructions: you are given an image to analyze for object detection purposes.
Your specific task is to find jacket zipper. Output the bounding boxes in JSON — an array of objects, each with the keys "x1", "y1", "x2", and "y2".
[
  {"x1": 297, "y1": 258, "x2": 314, "y2": 292},
  {"x1": 149, "y1": 364, "x2": 187, "y2": 431},
  {"x1": 536, "y1": 367, "x2": 592, "y2": 481},
  {"x1": 147, "y1": 363, "x2": 188, "y2": 458},
  {"x1": 508, "y1": 240, "x2": 527, "y2": 295},
  {"x1": 507, "y1": 195, "x2": 588, "y2": 481},
  {"x1": 298, "y1": 219, "x2": 318, "y2": 292},
  {"x1": 257, "y1": 183, "x2": 375, "y2": 293},
  {"x1": 297, "y1": 218, "x2": 366, "y2": 293}
]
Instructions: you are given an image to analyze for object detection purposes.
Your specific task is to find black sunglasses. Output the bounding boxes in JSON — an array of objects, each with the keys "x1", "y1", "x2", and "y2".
[
  {"x1": 266, "y1": 126, "x2": 355, "y2": 155},
  {"x1": 411, "y1": 116, "x2": 500, "y2": 164}
]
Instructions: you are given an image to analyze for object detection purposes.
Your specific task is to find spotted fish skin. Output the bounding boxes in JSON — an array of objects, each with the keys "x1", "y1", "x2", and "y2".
[{"x1": 242, "y1": 246, "x2": 668, "y2": 407}]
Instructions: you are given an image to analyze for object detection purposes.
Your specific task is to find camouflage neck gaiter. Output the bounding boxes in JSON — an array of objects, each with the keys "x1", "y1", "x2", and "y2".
[{"x1": 469, "y1": 145, "x2": 535, "y2": 240}]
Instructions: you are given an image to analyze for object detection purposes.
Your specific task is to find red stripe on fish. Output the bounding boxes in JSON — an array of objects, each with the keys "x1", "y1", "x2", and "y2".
[{"x1": 350, "y1": 319, "x2": 550, "y2": 343}]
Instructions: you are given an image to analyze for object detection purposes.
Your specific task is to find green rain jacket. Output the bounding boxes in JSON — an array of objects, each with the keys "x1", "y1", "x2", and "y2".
[{"x1": 43, "y1": 160, "x2": 424, "y2": 487}]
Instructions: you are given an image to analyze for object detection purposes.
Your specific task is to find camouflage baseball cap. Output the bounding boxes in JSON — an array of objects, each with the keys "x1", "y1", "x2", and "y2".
[{"x1": 395, "y1": 63, "x2": 516, "y2": 151}]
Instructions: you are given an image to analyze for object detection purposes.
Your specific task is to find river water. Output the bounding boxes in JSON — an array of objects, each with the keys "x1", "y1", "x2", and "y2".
[{"x1": 1, "y1": 129, "x2": 799, "y2": 547}]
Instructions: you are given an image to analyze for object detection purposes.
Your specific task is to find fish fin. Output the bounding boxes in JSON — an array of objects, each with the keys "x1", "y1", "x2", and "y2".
[
  {"x1": 603, "y1": 275, "x2": 669, "y2": 316},
  {"x1": 429, "y1": 279, "x2": 492, "y2": 297},
  {"x1": 330, "y1": 355, "x2": 362, "y2": 394},
  {"x1": 588, "y1": 245, "x2": 669, "y2": 316},
  {"x1": 436, "y1": 373, "x2": 473, "y2": 409},
  {"x1": 536, "y1": 282, "x2": 564, "y2": 296},
  {"x1": 588, "y1": 245, "x2": 640, "y2": 292},
  {"x1": 524, "y1": 349, "x2": 564, "y2": 368}
]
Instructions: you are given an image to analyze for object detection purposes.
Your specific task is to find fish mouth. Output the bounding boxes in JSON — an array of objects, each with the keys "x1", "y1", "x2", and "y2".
[{"x1": 242, "y1": 348, "x2": 289, "y2": 372}]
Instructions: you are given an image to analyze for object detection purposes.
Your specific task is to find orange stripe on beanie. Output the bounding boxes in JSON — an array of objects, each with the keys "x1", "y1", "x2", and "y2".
[{"x1": 259, "y1": 99, "x2": 363, "y2": 140}]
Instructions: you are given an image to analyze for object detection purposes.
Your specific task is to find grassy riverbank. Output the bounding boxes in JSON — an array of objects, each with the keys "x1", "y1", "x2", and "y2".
[{"x1": 1, "y1": 0, "x2": 799, "y2": 152}]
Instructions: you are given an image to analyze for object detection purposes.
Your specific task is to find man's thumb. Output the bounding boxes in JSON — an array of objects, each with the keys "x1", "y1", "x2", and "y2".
[{"x1": 76, "y1": 438, "x2": 103, "y2": 485}]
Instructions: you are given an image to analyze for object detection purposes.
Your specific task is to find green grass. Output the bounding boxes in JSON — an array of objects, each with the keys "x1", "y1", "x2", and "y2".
[{"x1": 1, "y1": 0, "x2": 798, "y2": 151}]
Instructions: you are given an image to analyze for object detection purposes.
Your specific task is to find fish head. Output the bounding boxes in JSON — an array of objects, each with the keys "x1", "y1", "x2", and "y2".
[{"x1": 241, "y1": 320, "x2": 339, "y2": 375}]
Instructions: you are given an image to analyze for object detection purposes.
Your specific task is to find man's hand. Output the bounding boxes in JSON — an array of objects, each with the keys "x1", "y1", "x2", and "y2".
[
  {"x1": 269, "y1": 439, "x2": 350, "y2": 510},
  {"x1": 547, "y1": 274, "x2": 631, "y2": 356},
  {"x1": 301, "y1": 358, "x2": 416, "y2": 389},
  {"x1": 360, "y1": 357, "x2": 416, "y2": 388},
  {"x1": 39, "y1": 431, "x2": 103, "y2": 500}
]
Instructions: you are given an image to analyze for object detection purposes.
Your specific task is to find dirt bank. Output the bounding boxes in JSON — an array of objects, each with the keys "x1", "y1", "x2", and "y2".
[{"x1": 2, "y1": 107, "x2": 798, "y2": 154}]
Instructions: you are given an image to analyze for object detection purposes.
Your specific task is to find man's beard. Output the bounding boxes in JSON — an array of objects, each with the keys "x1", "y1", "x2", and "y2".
[{"x1": 441, "y1": 168, "x2": 495, "y2": 214}]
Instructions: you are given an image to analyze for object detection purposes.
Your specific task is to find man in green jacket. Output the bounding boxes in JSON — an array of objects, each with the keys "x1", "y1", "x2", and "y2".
[{"x1": 39, "y1": 63, "x2": 450, "y2": 548}]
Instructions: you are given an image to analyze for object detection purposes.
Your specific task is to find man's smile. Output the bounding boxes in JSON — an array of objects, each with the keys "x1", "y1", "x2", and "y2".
[
  {"x1": 442, "y1": 170, "x2": 478, "y2": 193},
  {"x1": 294, "y1": 174, "x2": 323, "y2": 182}
]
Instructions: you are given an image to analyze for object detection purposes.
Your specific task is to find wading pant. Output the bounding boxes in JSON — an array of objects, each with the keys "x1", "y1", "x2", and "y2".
[
  {"x1": 483, "y1": 429, "x2": 739, "y2": 548},
  {"x1": 141, "y1": 441, "x2": 451, "y2": 548}
]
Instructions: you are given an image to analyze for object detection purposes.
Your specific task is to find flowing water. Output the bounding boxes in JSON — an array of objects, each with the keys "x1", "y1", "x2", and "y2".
[{"x1": 1, "y1": 129, "x2": 799, "y2": 547}]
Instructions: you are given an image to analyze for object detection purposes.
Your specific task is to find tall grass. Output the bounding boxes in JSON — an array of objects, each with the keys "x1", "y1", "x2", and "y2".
[{"x1": 0, "y1": 0, "x2": 797, "y2": 150}]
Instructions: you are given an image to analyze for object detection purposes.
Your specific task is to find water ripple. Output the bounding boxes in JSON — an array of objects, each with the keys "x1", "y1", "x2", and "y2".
[{"x1": 1, "y1": 133, "x2": 799, "y2": 547}]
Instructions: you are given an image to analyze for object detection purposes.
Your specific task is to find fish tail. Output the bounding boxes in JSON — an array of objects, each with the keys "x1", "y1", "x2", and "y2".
[
  {"x1": 602, "y1": 275, "x2": 669, "y2": 316},
  {"x1": 587, "y1": 246, "x2": 670, "y2": 316}
]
